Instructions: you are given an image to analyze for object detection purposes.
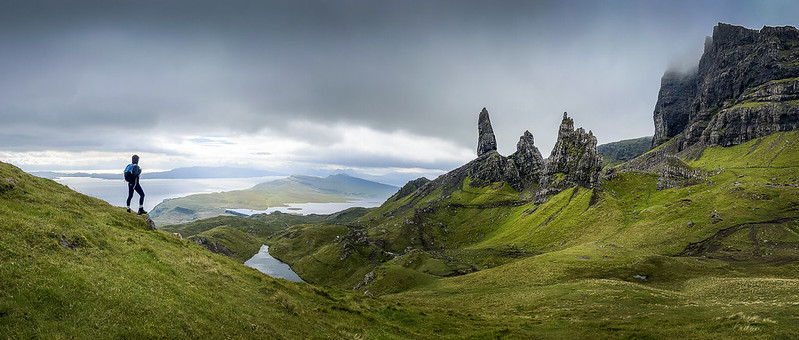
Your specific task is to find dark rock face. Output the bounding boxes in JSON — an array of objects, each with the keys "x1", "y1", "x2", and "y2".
[
  {"x1": 0, "y1": 177, "x2": 17, "y2": 193},
  {"x1": 139, "y1": 214, "x2": 156, "y2": 230},
  {"x1": 509, "y1": 130, "x2": 544, "y2": 190},
  {"x1": 652, "y1": 71, "x2": 697, "y2": 147},
  {"x1": 190, "y1": 236, "x2": 233, "y2": 257},
  {"x1": 702, "y1": 78, "x2": 799, "y2": 146},
  {"x1": 477, "y1": 108, "x2": 498, "y2": 156},
  {"x1": 536, "y1": 113, "x2": 603, "y2": 202},
  {"x1": 651, "y1": 23, "x2": 799, "y2": 153}
]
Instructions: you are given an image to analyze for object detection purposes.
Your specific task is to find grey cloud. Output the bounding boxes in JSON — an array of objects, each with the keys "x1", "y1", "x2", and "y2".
[{"x1": 1, "y1": 0, "x2": 798, "y2": 167}]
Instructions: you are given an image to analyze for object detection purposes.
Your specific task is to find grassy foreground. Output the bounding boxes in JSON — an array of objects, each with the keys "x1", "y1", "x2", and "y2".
[
  {"x1": 0, "y1": 161, "x2": 514, "y2": 338},
  {"x1": 3, "y1": 131, "x2": 799, "y2": 338}
]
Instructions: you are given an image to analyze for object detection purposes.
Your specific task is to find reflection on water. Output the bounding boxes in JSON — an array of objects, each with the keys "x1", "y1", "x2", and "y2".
[{"x1": 244, "y1": 245, "x2": 304, "y2": 282}]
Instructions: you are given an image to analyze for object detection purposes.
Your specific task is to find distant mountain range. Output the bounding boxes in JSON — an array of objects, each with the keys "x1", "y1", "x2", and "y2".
[{"x1": 32, "y1": 166, "x2": 284, "y2": 180}]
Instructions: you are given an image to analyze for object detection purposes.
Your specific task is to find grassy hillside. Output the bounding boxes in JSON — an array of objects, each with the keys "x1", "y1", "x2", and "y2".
[
  {"x1": 8, "y1": 130, "x2": 798, "y2": 338},
  {"x1": 150, "y1": 174, "x2": 397, "y2": 225},
  {"x1": 160, "y1": 208, "x2": 373, "y2": 263},
  {"x1": 267, "y1": 131, "x2": 799, "y2": 337},
  {"x1": 598, "y1": 135, "x2": 653, "y2": 167},
  {"x1": 0, "y1": 161, "x2": 514, "y2": 338}
]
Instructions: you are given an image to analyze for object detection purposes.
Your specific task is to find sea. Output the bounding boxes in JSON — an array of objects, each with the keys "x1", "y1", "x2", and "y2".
[
  {"x1": 53, "y1": 176, "x2": 286, "y2": 212},
  {"x1": 53, "y1": 176, "x2": 386, "y2": 215}
]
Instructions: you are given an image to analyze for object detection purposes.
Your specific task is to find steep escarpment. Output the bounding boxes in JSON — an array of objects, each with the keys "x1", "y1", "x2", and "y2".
[
  {"x1": 652, "y1": 70, "x2": 697, "y2": 147},
  {"x1": 636, "y1": 23, "x2": 799, "y2": 171}
]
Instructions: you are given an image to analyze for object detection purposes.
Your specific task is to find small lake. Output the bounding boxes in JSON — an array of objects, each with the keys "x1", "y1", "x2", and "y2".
[{"x1": 244, "y1": 245, "x2": 304, "y2": 282}]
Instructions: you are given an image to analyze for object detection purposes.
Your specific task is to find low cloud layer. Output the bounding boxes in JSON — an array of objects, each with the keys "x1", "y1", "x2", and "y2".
[{"x1": 1, "y1": 0, "x2": 797, "y2": 177}]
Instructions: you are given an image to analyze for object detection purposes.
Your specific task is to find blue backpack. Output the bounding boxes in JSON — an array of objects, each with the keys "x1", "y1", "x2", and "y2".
[{"x1": 123, "y1": 164, "x2": 139, "y2": 183}]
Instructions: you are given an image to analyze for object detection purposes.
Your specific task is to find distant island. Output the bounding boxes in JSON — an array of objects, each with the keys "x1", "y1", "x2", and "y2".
[
  {"x1": 33, "y1": 166, "x2": 283, "y2": 180},
  {"x1": 150, "y1": 173, "x2": 398, "y2": 225}
]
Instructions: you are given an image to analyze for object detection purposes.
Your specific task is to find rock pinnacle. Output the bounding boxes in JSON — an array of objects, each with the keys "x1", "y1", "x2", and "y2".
[{"x1": 477, "y1": 108, "x2": 498, "y2": 156}]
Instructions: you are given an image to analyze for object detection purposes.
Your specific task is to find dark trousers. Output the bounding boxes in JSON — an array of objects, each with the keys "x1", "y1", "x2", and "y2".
[{"x1": 126, "y1": 180, "x2": 145, "y2": 206}]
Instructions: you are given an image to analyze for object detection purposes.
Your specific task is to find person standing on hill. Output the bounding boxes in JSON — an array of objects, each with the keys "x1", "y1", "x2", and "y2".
[{"x1": 124, "y1": 154, "x2": 146, "y2": 215}]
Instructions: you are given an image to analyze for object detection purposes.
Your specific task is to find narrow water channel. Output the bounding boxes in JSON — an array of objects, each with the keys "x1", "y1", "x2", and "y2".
[{"x1": 244, "y1": 245, "x2": 305, "y2": 282}]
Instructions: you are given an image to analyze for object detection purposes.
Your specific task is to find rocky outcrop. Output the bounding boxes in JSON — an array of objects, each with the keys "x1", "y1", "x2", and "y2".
[
  {"x1": 536, "y1": 113, "x2": 603, "y2": 202},
  {"x1": 417, "y1": 147, "x2": 523, "y2": 198},
  {"x1": 0, "y1": 177, "x2": 17, "y2": 193},
  {"x1": 652, "y1": 71, "x2": 697, "y2": 147},
  {"x1": 649, "y1": 23, "x2": 799, "y2": 155},
  {"x1": 509, "y1": 130, "x2": 545, "y2": 190},
  {"x1": 190, "y1": 236, "x2": 233, "y2": 257},
  {"x1": 477, "y1": 107, "x2": 498, "y2": 156}
]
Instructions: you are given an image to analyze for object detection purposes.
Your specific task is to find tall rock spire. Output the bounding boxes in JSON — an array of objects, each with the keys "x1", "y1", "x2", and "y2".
[{"x1": 477, "y1": 108, "x2": 498, "y2": 156}]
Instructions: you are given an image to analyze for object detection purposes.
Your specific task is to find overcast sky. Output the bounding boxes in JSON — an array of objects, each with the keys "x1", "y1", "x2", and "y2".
[{"x1": 1, "y1": 0, "x2": 797, "y2": 183}]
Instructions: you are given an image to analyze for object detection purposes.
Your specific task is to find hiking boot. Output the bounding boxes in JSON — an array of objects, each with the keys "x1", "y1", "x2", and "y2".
[
  {"x1": 137, "y1": 208, "x2": 147, "y2": 215},
  {"x1": 127, "y1": 207, "x2": 131, "y2": 213}
]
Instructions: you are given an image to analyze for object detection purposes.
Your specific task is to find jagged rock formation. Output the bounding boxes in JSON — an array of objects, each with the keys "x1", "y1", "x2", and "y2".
[
  {"x1": 649, "y1": 23, "x2": 799, "y2": 154},
  {"x1": 477, "y1": 107, "x2": 498, "y2": 156},
  {"x1": 408, "y1": 109, "x2": 599, "y2": 203},
  {"x1": 536, "y1": 113, "x2": 603, "y2": 202}
]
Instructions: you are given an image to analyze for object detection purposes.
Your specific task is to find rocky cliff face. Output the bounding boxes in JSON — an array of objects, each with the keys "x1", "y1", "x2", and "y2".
[
  {"x1": 536, "y1": 113, "x2": 603, "y2": 202},
  {"x1": 652, "y1": 71, "x2": 697, "y2": 147},
  {"x1": 650, "y1": 23, "x2": 799, "y2": 154}
]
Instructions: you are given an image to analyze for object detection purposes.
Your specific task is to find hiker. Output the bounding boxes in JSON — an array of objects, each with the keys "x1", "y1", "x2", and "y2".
[{"x1": 124, "y1": 154, "x2": 147, "y2": 215}]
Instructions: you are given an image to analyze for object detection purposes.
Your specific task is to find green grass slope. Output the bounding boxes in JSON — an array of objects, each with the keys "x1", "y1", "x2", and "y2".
[
  {"x1": 597, "y1": 136, "x2": 654, "y2": 168},
  {"x1": 0, "y1": 161, "x2": 513, "y2": 338},
  {"x1": 267, "y1": 131, "x2": 799, "y2": 337},
  {"x1": 381, "y1": 131, "x2": 799, "y2": 337},
  {"x1": 188, "y1": 226, "x2": 265, "y2": 263}
]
